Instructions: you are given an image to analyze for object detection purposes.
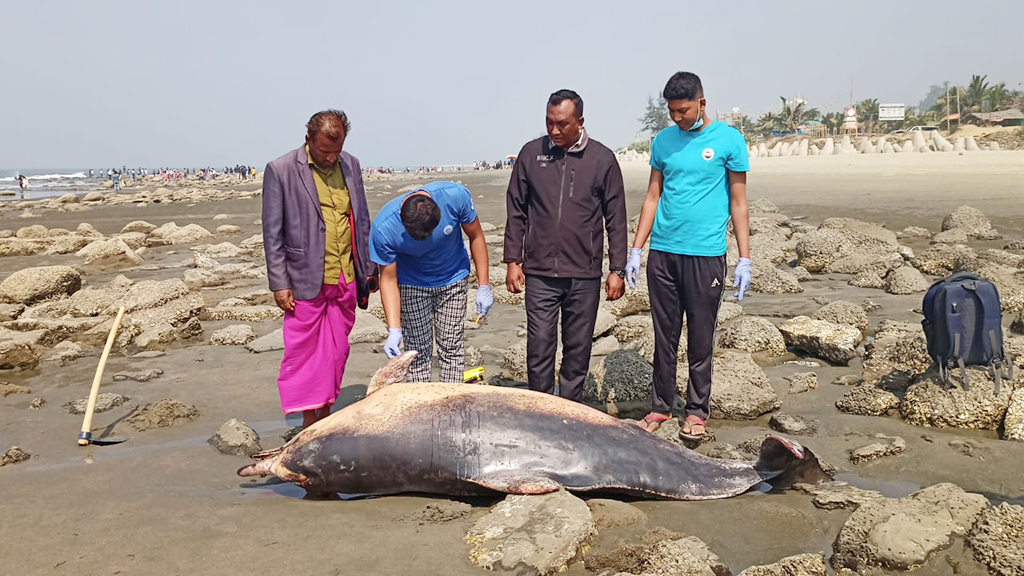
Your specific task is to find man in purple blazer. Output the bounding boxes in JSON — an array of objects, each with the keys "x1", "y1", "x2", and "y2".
[{"x1": 262, "y1": 109, "x2": 378, "y2": 428}]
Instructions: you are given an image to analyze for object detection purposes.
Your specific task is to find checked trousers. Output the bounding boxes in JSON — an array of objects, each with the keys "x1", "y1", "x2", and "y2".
[{"x1": 399, "y1": 278, "x2": 467, "y2": 383}]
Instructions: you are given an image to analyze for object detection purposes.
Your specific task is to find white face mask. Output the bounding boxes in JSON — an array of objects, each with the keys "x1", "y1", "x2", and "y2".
[{"x1": 688, "y1": 101, "x2": 705, "y2": 131}]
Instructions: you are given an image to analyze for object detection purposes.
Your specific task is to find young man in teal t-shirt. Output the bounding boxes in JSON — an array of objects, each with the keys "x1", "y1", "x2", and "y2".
[{"x1": 625, "y1": 71, "x2": 752, "y2": 440}]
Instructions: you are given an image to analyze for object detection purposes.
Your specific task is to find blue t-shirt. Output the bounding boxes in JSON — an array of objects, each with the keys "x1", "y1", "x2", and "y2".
[
  {"x1": 650, "y1": 121, "x2": 749, "y2": 257},
  {"x1": 369, "y1": 181, "x2": 477, "y2": 288}
]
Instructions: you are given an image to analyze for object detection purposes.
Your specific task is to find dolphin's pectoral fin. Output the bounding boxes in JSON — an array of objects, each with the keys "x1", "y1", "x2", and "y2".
[
  {"x1": 250, "y1": 446, "x2": 285, "y2": 460},
  {"x1": 514, "y1": 479, "x2": 562, "y2": 495},
  {"x1": 468, "y1": 472, "x2": 563, "y2": 495}
]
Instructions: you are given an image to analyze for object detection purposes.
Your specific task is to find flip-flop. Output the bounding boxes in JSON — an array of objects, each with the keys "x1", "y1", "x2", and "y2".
[
  {"x1": 637, "y1": 412, "x2": 670, "y2": 433},
  {"x1": 679, "y1": 415, "x2": 708, "y2": 442}
]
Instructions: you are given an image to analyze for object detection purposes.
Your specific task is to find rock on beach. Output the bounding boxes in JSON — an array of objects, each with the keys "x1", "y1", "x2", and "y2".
[
  {"x1": 835, "y1": 387, "x2": 900, "y2": 416},
  {"x1": 717, "y1": 316, "x2": 786, "y2": 356},
  {"x1": 0, "y1": 329, "x2": 42, "y2": 370},
  {"x1": 684, "y1": 349, "x2": 781, "y2": 420},
  {"x1": 466, "y1": 489, "x2": 595, "y2": 575},
  {"x1": 64, "y1": 393, "x2": 129, "y2": 415},
  {"x1": 860, "y1": 320, "x2": 931, "y2": 386},
  {"x1": 737, "y1": 553, "x2": 827, "y2": 576},
  {"x1": 811, "y1": 300, "x2": 868, "y2": 333},
  {"x1": 0, "y1": 266, "x2": 82, "y2": 306},
  {"x1": 778, "y1": 316, "x2": 862, "y2": 365},
  {"x1": 126, "y1": 399, "x2": 200, "y2": 431},
  {"x1": 1, "y1": 446, "x2": 31, "y2": 467},
  {"x1": 208, "y1": 418, "x2": 261, "y2": 456},
  {"x1": 831, "y1": 483, "x2": 988, "y2": 572},
  {"x1": 884, "y1": 266, "x2": 930, "y2": 294},
  {"x1": 967, "y1": 502, "x2": 1024, "y2": 576},
  {"x1": 795, "y1": 217, "x2": 899, "y2": 273},
  {"x1": 899, "y1": 369, "x2": 1018, "y2": 430},
  {"x1": 210, "y1": 324, "x2": 257, "y2": 345},
  {"x1": 768, "y1": 413, "x2": 818, "y2": 435},
  {"x1": 941, "y1": 205, "x2": 998, "y2": 239}
]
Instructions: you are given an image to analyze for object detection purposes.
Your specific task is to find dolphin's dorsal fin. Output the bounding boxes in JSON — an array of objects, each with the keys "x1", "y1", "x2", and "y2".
[
  {"x1": 366, "y1": 350, "x2": 417, "y2": 396},
  {"x1": 365, "y1": 367, "x2": 391, "y2": 395}
]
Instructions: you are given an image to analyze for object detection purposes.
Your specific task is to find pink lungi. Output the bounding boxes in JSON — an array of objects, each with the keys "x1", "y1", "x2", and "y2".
[{"x1": 277, "y1": 280, "x2": 356, "y2": 414}]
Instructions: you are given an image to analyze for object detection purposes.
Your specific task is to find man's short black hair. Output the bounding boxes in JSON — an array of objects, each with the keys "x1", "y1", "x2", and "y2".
[
  {"x1": 400, "y1": 194, "x2": 441, "y2": 241},
  {"x1": 547, "y1": 89, "x2": 584, "y2": 118},
  {"x1": 663, "y1": 72, "x2": 704, "y2": 101}
]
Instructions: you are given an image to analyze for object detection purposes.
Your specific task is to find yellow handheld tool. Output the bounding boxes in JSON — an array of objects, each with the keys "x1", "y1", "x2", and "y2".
[{"x1": 463, "y1": 366, "x2": 486, "y2": 383}]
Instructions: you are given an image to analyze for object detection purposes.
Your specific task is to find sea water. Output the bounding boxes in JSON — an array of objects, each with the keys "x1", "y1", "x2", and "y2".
[{"x1": 0, "y1": 168, "x2": 107, "y2": 198}]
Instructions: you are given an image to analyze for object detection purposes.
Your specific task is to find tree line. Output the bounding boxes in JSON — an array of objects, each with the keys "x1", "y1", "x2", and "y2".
[{"x1": 633, "y1": 74, "x2": 1022, "y2": 144}]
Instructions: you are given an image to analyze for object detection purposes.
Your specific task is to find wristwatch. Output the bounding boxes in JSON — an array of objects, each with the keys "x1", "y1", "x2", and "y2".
[{"x1": 610, "y1": 268, "x2": 625, "y2": 277}]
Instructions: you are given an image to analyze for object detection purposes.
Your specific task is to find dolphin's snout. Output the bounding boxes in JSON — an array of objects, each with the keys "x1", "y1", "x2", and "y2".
[{"x1": 237, "y1": 459, "x2": 275, "y2": 477}]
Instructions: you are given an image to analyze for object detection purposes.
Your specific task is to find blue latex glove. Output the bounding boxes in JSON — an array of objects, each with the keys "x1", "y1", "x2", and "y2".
[
  {"x1": 624, "y1": 247, "x2": 643, "y2": 290},
  {"x1": 476, "y1": 284, "x2": 494, "y2": 318},
  {"x1": 384, "y1": 327, "x2": 403, "y2": 359},
  {"x1": 733, "y1": 257, "x2": 752, "y2": 301}
]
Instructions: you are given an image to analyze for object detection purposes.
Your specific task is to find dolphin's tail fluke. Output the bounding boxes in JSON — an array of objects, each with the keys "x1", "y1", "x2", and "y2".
[{"x1": 754, "y1": 435, "x2": 832, "y2": 488}]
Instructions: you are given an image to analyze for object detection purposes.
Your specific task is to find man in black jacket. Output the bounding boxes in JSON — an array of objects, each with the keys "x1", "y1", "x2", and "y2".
[{"x1": 503, "y1": 89, "x2": 628, "y2": 401}]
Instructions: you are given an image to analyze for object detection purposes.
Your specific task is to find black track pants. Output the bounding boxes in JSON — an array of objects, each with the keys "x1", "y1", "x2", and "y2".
[
  {"x1": 647, "y1": 250, "x2": 726, "y2": 419},
  {"x1": 524, "y1": 274, "x2": 601, "y2": 402}
]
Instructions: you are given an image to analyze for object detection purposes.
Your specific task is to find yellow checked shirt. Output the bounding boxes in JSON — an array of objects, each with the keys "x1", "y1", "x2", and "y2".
[{"x1": 307, "y1": 146, "x2": 355, "y2": 285}]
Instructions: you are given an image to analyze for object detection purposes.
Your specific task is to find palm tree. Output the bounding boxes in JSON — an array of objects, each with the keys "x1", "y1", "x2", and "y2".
[
  {"x1": 821, "y1": 112, "x2": 844, "y2": 134},
  {"x1": 755, "y1": 112, "x2": 783, "y2": 138},
  {"x1": 857, "y1": 98, "x2": 880, "y2": 133},
  {"x1": 737, "y1": 115, "x2": 758, "y2": 140},
  {"x1": 779, "y1": 96, "x2": 819, "y2": 134},
  {"x1": 963, "y1": 74, "x2": 989, "y2": 112},
  {"x1": 929, "y1": 87, "x2": 964, "y2": 128},
  {"x1": 905, "y1": 109, "x2": 939, "y2": 128},
  {"x1": 1013, "y1": 91, "x2": 1024, "y2": 112},
  {"x1": 986, "y1": 83, "x2": 1012, "y2": 111}
]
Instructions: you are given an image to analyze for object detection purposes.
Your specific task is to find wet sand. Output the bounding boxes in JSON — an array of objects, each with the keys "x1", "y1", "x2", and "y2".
[{"x1": 2, "y1": 152, "x2": 1024, "y2": 575}]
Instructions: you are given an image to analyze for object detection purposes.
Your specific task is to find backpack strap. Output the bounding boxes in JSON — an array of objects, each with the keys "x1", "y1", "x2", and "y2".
[
  {"x1": 946, "y1": 290, "x2": 970, "y2": 390},
  {"x1": 954, "y1": 332, "x2": 969, "y2": 390},
  {"x1": 959, "y1": 358, "x2": 970, "y2": 390},
  {"x1": 989, "y1": 331, "x2": 1003, "y2": 395}
]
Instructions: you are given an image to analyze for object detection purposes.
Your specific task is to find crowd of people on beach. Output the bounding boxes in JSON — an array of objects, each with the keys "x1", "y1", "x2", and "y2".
[
  {"x1": 262, "y1": 71, "x2": 751, "y2": 441},
  {"x1": 475, "y1": 158, "x2": 514, "y2": 170},
  {"x1": 86, "y1": 167, "x2": 150, "y2": 187},
  {"x1": 363, "y1": 164, "x2": 511, "y2": 176},
  {"x1": 82, "y1": 165, "x2": 259, "y2": 188}
]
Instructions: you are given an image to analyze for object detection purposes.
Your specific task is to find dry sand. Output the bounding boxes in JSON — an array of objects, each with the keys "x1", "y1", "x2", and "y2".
[{"x1": 1, "y1": 151, "x2": 1023, "y2": 575}]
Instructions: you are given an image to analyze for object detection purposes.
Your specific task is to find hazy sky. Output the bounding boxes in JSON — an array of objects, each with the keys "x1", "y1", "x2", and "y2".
[{"x1": 2, "y1": 0, "x2": 1021, "y2": 169}]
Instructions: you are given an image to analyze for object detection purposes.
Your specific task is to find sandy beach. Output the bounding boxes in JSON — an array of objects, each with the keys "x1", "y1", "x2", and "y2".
[{"x1": 2, "y1": 150, "x2": 1024, "y2": 576}]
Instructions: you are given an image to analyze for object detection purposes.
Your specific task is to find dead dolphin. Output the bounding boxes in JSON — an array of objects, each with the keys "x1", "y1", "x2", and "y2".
[{"x1": 239, "y1": 351, "x2": 830, "y2": 499}]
